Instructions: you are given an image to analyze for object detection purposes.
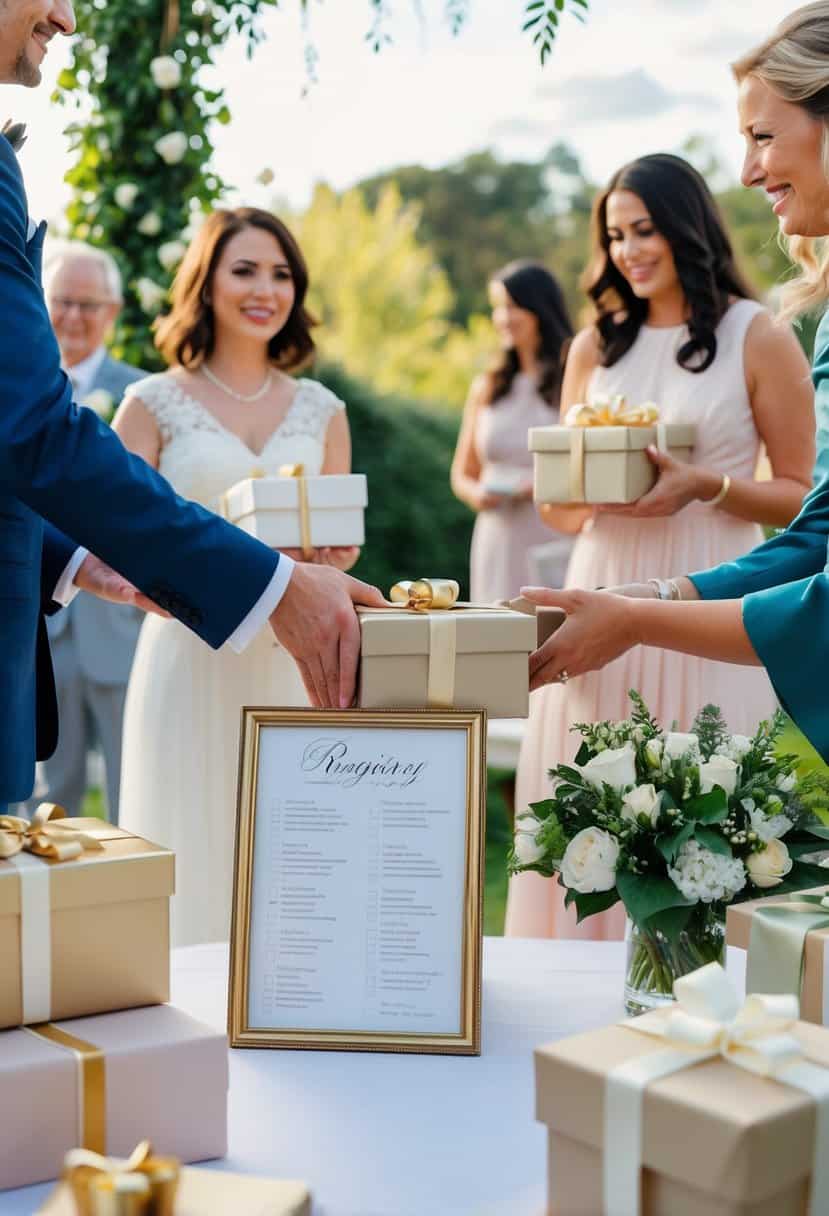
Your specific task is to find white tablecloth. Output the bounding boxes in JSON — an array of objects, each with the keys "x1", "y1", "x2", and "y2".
[{"x1": 0, "y1": 939, "x2": 746, "y2": 1216}]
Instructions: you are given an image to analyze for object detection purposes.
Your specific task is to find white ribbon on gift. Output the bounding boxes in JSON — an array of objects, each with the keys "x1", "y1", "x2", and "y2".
[
  {"x1": 8, "y1": 852, "x2": 52, "y2": 1024},
  {"x1": 604, "y1": 963, "x2": 829, "y2": 1216}
]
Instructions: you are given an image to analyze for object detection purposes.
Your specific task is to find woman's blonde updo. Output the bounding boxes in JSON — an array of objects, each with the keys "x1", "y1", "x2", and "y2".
[{"x1": 733, "y1": 3, "x2": 829, "y2": 319}]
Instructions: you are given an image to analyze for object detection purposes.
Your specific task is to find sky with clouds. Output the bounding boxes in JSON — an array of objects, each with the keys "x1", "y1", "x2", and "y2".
[{"x1": 9, "y1": 0, "x2": 794, "y2": 224}]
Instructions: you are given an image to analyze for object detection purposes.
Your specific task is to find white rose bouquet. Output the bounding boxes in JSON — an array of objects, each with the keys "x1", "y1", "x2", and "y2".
[{"x1": 509, "y1": 692, "x2": 829, "y2": 1008}]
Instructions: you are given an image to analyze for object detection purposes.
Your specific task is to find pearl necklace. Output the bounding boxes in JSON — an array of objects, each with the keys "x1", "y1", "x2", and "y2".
[{"x1": 201, "y1": 363, "x2": 273, "y2": 403}]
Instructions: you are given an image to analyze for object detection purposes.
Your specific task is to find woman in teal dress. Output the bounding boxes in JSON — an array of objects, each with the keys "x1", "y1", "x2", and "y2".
[{"x1": 525, "y1": 2, "x2": 829, "y2": 763}]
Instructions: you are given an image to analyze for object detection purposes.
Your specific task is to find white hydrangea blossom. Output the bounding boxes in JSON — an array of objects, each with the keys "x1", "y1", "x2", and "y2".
[{"x1": 668, "y1": 840, "x2": 746, "y2": 903}]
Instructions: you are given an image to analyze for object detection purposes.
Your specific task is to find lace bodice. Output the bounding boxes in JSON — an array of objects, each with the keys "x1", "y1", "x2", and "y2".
[{"x1": 123, "y1": 374, "x2": 345, "y2": 510}]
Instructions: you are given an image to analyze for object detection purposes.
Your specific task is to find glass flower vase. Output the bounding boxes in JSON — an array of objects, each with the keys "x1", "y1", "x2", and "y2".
[{"x1": 623, "y1": 905, "x2": 725, "y2": 1017}]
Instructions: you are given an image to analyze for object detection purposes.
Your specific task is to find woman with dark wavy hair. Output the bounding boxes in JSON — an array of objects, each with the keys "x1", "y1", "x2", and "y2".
[
  {"x1": 451, "y1": 260, "x2": 574, "y2": 600},
  {"x1": 112, "y1": 207, "x2": 359, "y2": 947},
  {"x1": 508, "y1": 154, "x2": 815, "y2": 941}
]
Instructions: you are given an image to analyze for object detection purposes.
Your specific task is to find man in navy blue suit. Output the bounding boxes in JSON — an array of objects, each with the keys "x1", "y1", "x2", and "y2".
[{"x1": 0, "y1": 0, "x2": 384, "y2": 813}]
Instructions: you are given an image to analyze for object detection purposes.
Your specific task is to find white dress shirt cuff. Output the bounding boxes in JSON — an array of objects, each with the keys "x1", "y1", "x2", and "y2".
[
  {"x1": 226, "y1": 555, "x2": 295, "y2": 654},
  {"x1": 53, "y1": 547, "x2": 89, "y2": 607}
]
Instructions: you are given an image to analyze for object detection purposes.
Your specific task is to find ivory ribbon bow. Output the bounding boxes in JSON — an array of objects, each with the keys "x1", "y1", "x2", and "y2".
[
  {"x1": 0, "y1": 803, "x2": 104, "y2": 863},
  {"x1": 564, "y1": 395, "x2": 660, "y2": 428},
  {"x1": 62, "y1": 1141, "x2": 180, "y2": 1216},
  {"x1": 747, "y1": 892, "x2": 829, "y2": 1012},
  {"x1": 604, "y1": 962, "x2": 829, "y2": 1216},
  {"x1": 279, "y1": 462, "x2": 313, "y2": 558}
]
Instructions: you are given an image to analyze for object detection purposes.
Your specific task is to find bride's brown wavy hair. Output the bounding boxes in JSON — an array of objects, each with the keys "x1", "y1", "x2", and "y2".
[{"x1": 154, "y1": 207, "x2": 316, "y2": 370}]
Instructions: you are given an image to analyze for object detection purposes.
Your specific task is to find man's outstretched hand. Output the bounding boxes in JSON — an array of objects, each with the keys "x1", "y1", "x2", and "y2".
[
  {"x1": 270, "y1": 563, "x2": 386, "y2": 709},
  {"x1": 74, "y1": 553, "x2": 170, "y2": 616}
]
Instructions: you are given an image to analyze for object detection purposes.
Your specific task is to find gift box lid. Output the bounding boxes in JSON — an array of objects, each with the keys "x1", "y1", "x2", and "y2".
[
  {"x1": 727, "y1": 886, "x2": 829, "y2": 949},
  {"x1": 535, "y1": 1018, "x2": 827, "y2": 1203},
  {"x1": 0, "y1": 821, "x2": 174, "y2": 917},
  {"x1": 223, "y1": 473, "x2": 368, "y2": 516},
  {"x1": 358, "y1": 606, "x2": 537, "y2": 657},
  {"x1": 528, "y1": 423, "x2": 695, "y2": 453}
]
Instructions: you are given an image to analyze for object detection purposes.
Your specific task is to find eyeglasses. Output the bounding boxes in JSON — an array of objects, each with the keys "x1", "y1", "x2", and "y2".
[{"x1": 48, "y1": 297, "x2": 114, "y2": 316}]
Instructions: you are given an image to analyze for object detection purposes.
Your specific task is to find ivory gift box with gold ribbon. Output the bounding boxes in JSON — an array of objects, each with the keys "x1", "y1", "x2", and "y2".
[
  {"x1": 535, "y1": 964, "x2": 829, "y2": 1216},
  {"x1": 727, "y1": 886, "x2": 829, "y2": 1026},
  {"x1": 357, "y1": 580, "x2": 538, "y2": 717},
  {"x1": 0, "y1": 807, "x2": 173, "y2": 1030},
  {"x1": 529, "y1": 403, "x2": 695, "y2": 504},
  {"x1": 221, "y1": 470, "x2": 367, "y2": 553},
  {"x1": 0, "y1": 1004, "x2": 228, "y2": 1190}
]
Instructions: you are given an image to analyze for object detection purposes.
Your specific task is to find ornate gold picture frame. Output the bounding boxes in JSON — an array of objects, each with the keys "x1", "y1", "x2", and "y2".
[{"x1": 228, "y1": 708, "x2": 485, "y2": 1055}]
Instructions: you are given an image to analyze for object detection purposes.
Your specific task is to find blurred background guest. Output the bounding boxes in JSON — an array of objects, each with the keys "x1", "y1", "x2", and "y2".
[
  {"x1": 508, "y1": 154, "x2": 815, "y2": 941},
  {"x1": 451, "y1": 260, "x2": 574, "y2": 601},
  {"x1": 27, "y1": 242, "x2": 145, "y2": 822}
]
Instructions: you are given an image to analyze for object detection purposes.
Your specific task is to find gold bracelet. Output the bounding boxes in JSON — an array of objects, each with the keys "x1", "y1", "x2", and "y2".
[{"x1": 708, "y1": 473, "x2": 731, "y2": 508}]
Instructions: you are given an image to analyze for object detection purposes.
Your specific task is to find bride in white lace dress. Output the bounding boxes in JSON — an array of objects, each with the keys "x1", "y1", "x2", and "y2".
[{"x1": 113, "y1": 209, "x2": 359, "y2": 946}]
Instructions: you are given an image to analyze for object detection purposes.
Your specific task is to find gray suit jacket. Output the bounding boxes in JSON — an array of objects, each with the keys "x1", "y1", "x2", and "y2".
[{"x1": 47, "y1": 354, "x2": 148, "y2": 685}]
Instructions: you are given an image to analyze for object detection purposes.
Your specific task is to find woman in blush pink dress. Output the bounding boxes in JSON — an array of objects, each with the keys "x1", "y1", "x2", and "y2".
[{"x1": 507, "y1": 154, "x2": 816, "y2": 940}]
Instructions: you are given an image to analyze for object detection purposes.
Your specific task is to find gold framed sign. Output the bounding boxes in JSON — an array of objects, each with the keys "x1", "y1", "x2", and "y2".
[{"x1": 228, "y1": 708, "x2": 485, "y2": 1055}]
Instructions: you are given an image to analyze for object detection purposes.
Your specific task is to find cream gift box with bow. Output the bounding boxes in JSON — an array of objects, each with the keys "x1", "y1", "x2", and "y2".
[
  {"x1": 727, "y1": 887, "x2": 829, "y2": 1027},
  {"x1": 0, "y1": 1004, "x2": 227, "y2": 1190},
  {"x1": 221, "y1": 467, "x2": 367, "y2": 555},
  {"x1": 0, "y1": 805, "x2": 173, "y2": 1030},
  {"x1": 357, "y1": 579, "x2": 538, "y2": 718},
  {"x1": 535, "y1": 964, "x2": 829, "y2": 1216},
  {"x1": 529, "y1": 398, "x2": 695, "y2": 505}
]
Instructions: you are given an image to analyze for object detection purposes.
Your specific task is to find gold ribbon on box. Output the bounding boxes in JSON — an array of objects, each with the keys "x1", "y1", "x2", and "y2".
[
  {"x1": 23, "y1": 1022, "x2": 107, "y2": 1156},
  {"x1": 279, "y1": 463, "x2": 313, "y2": 559},
  {"x1": 603, "y1": 962, "x2": 829, "y2": 1216},
  {"x1": 563, "y1": 395, "x2": 664, "y2": 502},
  {"x1": 61, "y1": 1140, "x2": 180, "y2": 1216},
  {"x1": 1, "y1": 804, "x2": 105, "y2": 1025},
  {"x1": 746, "y1": 892, "x2": 829, "y2": 1020}
]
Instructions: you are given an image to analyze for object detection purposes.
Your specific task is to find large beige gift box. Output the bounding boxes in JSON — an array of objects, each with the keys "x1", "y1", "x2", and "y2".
[
  {"x1": 0, "y1": 815, "x2": 172, "y2": 1030},
  {"x1": 357, "y1": 603, "x2": 537, "y2": 717},
  {"x1": 40, "y1": 1168, "x2": 311, "y2": 1216},
  {"x1": 221, "y1": 472, "x2": 367, "y2": 549},
  {"x1": 536, "y1": 1017, "x2": 828, "y2": 1216},
  {"x1": 727, "y1": 886, "x2": 829, "y2": 1026},
  {"x1": 0, "y1": 1004, "x2": 228, "y2": 1190},
  {"x1": 529, "y1": 423, "x2": 695, "y2": 504}
]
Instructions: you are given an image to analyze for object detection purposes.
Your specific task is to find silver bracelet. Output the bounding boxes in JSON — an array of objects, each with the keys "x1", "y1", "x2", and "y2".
[{"x1": 647, "y1": 578, "x2": 672, "y2": 601}]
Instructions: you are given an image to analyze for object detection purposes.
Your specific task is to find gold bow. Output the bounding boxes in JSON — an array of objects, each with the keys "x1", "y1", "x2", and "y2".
[
  {"x1": 0, "y1": 803, "x2": 104, "y2": 863},
  {"x1": 564, "y1": 394, "x2": 660, "y2": 428},
  {"x1": 63, "y1": 1141, "x2": 180, "y2": 1216},
  {"x1": 390, "y1": 579, "x2": 460, "y2": 612},
  {"x1": 279, "y1": 462, "x2": 312, "y2": 559}
]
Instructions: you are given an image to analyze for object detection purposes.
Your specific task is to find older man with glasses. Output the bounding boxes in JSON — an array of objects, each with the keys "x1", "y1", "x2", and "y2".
[{"x1": 25, "y1": 242, "x2": 146, "y2": 822}]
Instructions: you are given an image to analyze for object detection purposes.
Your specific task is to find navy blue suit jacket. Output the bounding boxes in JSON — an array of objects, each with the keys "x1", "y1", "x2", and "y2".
[{"x1": 0, "y1": 136, "x2": 279, "y2": 803}]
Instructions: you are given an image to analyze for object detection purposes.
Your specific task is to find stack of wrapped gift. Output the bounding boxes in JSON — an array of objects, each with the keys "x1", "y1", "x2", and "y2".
[
  {"x1": 535, "y1": 964, "x2": 829, "y2": 1216},
  {"x1": 357, "y1": 579, "x2": 541, "y2": 717},
  {"x1": 220, "y1": 466, "x2": 367, "y2": 553},
  {"x1": 529, "y1": 397, "x2": 694, "y2": 505},
  {"x1": 0, "y1": 806, "x2": 312, "y2": 1213},
  {"x1": 727, "y1": 886, "x2": 829, "y2": 1026}
]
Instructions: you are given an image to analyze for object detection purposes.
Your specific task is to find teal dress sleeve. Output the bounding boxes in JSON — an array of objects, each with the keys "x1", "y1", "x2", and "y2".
[{"x1": 689, "y1": 310, "x2": 829, "y2": 600}]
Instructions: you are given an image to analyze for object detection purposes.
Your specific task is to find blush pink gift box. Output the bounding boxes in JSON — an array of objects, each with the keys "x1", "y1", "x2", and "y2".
[{"x1": 0, "y1": 1004, "x2": 227, "y2": 1190}]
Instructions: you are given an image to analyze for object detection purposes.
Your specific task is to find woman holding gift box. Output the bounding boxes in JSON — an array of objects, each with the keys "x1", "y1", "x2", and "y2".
[
  {"x1": 451, "y1": 261, "x2": 574, "y2": 601},
  {"x1": 113, "y1": 208, "x2": 359, "y2": 947},
  {"x1": 508, "y1": 153, "x2": 816, "y2": 939}
]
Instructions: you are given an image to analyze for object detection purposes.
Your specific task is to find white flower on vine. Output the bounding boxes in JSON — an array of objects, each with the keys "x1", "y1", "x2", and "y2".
[
  {"x1": 158, "y1": 240, "x2": 186, "y2": 272},
  {"x1": 699, "y1": 755, "x2": 739, "y2": 796},
  {"x1": 135, "y1": 277, "x2": 167, "y2": 314},
  {"x1": 154, "y1": 131, "x2": 188, "y2": 165},
  {"x1": 620, "y1": 784, "x2": 662, "y2": 828},
  {"x1": 576, "y1": 742, "x2": 637, "y2": 793},
  {"x1": 137, "y1": 211, "x2": 162, "y2": 237},
  {"x1": 150, "y1": 55, "x2": 182, "y2": 90},
  {"x1": 667, "y1": 839, "x2": 746, "y2": 903},
  {"x1": 513, "y1": 814, "x2": 546, "y2": 866},
  {"x1": 114, "y1": 182, "x2": 139, "y2": 210},
  {"x1": 561, "y1": 827, "x2": 619, "y2": 894}
]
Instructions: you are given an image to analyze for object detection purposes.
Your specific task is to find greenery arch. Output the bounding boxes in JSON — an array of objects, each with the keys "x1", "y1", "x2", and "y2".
[{"x1": 55, "y1": 1, "x2": 586, "y2": 369}]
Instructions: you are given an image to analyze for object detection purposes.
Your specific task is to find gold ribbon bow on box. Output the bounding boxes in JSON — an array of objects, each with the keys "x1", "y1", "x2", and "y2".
[
  {"x1": 279, "y1": 462, "x2": 313, "y2": 559},
  {"x1": 61, "y1": 1140, "x2": 180, "y2": 1216},
  {"x1": 603, "y1": 962, "x2": 829, "y2": 1216},
  {"x1": 563, "y1": 395, "x2": 665, "y2": 502},
  {"x1": 0, "y1": 802, "x2": 104, "y2": 863}
]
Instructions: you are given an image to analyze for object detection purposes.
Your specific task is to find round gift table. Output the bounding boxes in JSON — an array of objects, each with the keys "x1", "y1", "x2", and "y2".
[{"x1": 0, "y1": 940, "x2": 747, "y2": 1216}]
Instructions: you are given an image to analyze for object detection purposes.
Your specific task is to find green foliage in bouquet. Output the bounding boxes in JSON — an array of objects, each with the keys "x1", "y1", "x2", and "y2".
[{"x1": 509, "y1": 692, "x2": 829, "y2": 943}]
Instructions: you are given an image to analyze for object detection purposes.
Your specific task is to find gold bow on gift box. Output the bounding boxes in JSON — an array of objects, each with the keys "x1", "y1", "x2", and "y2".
[
  {"x1": 0, "y1": 803, "x2": 104, "y2": 863},
  {"x1": 562, "y1": 395, "x2": 665, "y2": 502},
  {"x1": 390, "y1": 578, "x2": 460, "y2": 612},
  {"x1": 60, "y1": 1141, "x2": 179, "y2": 1216}
]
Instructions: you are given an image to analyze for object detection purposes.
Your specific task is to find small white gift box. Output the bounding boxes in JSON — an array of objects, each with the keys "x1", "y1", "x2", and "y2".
[{"x1": 221, "y1": 471, "x2": 367, "y2": 551}]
